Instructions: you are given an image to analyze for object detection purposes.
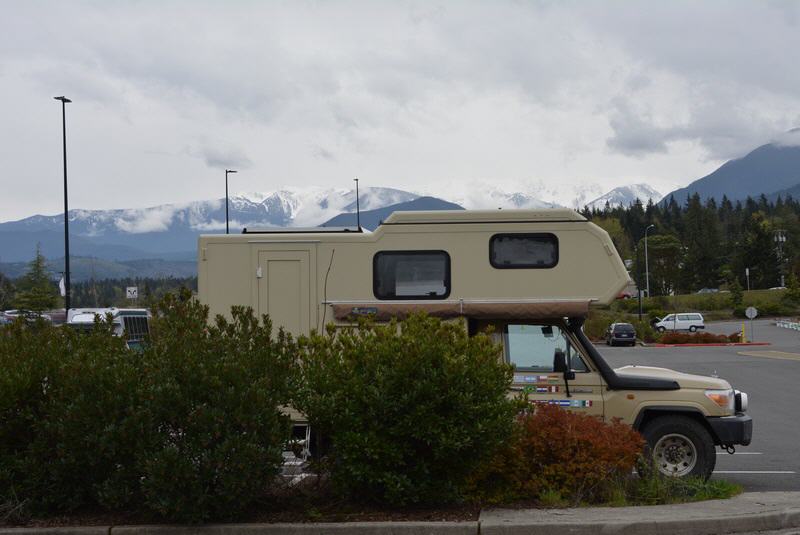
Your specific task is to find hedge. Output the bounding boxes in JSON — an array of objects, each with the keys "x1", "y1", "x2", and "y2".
[
  {"x1": 295, "y1": 315, "x2": 517, "y2": 506},
  {"x1": 0, "y1": 292, "x2": 297, "y2": 523}
]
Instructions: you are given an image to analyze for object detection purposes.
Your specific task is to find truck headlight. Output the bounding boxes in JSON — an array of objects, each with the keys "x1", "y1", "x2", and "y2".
[
  {"x1": 705, "y1": 389, "x2": 735, "y2": 410},
  {"x1": 735, "y1": 390, "x2": 748, "y2": 412}
]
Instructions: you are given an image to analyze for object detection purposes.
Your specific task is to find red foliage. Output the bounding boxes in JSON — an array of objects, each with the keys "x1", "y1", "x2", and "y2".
[
  {"x1": 660, "y1": 331, "x2": 741, "y2": 344},
  {"x1": 468, "y1": 404, "x2": 644, "y2": 505}
]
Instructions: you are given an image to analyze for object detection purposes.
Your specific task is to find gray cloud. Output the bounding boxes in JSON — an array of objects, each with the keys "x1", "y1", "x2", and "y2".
[
  {"x1": 189, "y1": 146, "x2": 253, "y2": 170},
  {"x1": 2, "y1": 1, "x2": 800, "y2": 220}
]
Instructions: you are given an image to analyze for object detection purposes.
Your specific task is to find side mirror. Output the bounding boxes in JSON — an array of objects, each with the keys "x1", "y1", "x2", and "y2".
[{"x1": 553, "y1": 349, "x2": 575, "y2": 380}]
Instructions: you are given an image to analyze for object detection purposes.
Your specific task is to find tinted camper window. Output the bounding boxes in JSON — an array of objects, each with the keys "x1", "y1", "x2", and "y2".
[
  {"x1": 490, "y1": 234, "x2": 558, "y2": 268},
  {"x1": 373, "y1": 251, "x2": 450, "y2": 300}
]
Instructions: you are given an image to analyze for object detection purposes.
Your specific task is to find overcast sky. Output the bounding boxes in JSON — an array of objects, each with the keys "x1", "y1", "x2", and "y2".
[{"x1": 2, "y1": 0, "x2": 800, "y2": 221}]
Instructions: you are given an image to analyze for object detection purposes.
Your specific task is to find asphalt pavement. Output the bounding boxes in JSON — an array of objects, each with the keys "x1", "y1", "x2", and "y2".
[{"x1": 599, "y1": 318, "x2": 800, "y2": 492}]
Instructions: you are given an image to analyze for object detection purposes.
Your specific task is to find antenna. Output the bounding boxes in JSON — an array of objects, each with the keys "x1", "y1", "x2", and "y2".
[{"x1": 354, "y1": 178, "x2": 361, "y2": 230}]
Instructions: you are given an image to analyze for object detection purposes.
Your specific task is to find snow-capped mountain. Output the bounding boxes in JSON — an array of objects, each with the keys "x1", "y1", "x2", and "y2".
[
  {"x1": 0, "y1": 183, "x2": 663, "y2": 266},
  {"x1": 0, "y1": 187, "x2": 421, "y2": 262},
  {"x1": 585, "y1": 184, "x2": 663, "y2": 210}
]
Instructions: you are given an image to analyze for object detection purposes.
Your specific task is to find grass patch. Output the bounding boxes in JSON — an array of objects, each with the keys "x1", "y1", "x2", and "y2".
[{"x1": 621, "y1": 476, "x2": 742, "y2": 506}]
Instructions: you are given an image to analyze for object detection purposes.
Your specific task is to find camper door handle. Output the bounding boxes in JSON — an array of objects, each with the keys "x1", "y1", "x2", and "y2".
[{"x1": 256, "y1": 266, "x2": 263, "y2": 279}]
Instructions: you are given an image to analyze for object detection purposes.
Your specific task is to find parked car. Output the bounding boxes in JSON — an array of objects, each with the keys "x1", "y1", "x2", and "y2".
[
  {"x1": 653, "y1": 313, "x2": 705, "y2": 332},
  {"x1": 696, "y1": 288, "x2": 719, "y2": 294},
  {"x1": 606, "y1": 322, "x2": 637, "y2": 346},
  {"x1": 2, "y1": 309, "x2": 53, "y2": 323}
]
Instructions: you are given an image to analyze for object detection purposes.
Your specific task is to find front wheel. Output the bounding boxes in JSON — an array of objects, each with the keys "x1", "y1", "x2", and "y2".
[
  {"x1": 689, "y1": 326, "x2": 697, "y2": 332},
  {"x1": 657, "y1": 326, "x2": 666, "y2": 333},
  {"x1": 641, "y1": 415, "x2": 716, "y2": 479}
]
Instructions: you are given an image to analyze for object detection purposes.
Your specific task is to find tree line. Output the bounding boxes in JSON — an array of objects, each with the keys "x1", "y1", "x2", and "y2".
[
  {"x1": 0, "y1": 246, "x2": 196, "y2": 312},
  {"x1": 582, "y1": 193, "x2": 800, "y2": 295}
]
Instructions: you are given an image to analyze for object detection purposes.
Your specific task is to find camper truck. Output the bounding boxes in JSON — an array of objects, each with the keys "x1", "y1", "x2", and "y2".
[{"x1": 198, "y1": 209, "x2": 751, "y2": 478}]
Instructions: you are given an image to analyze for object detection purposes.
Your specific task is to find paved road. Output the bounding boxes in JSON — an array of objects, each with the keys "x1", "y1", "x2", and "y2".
[{"x1": 598, "y1": 318, "x2": 800, "y2": 492}]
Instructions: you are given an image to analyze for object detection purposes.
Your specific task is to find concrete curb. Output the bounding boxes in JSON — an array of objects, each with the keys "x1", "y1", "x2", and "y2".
[
  {"x1": 480, "y1": 492, "x2": 800, "y2": 535},
  {"x1": 4, "y1": 493, "x2": 800, "y2": 535},
  {"x1": 650, "y1": 342, "x2": 772, "y2": 347},
  {"x1": 479, "y1": 509, "x2": 800, "y2": 535}
]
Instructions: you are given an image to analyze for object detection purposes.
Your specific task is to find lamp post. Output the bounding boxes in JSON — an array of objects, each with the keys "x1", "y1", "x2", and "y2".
[
  {"x1": 774, "y1": 229, "x2": 787, "y2": 287},
  {"x1": 644, "y1": 224, "x2": 655, "y2": 298},
  {"x1": 54, "y1": 96, "x2": 72, "y2": 313},
  {"x1": 225, "y1": 169, "x2": 237, "y2": 234}
]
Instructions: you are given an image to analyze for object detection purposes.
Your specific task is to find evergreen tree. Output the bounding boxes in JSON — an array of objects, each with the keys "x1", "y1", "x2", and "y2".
[
  {"x1": 0, "y1": 272, "x2": 15, "y2": 310},
  {"x1": 14, "y1": 245, "x2": 59, "y2": 312}
]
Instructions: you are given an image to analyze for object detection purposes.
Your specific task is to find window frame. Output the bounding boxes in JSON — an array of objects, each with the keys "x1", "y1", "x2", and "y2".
[
  {"x1": 489, "y1": 233, "x2": 559, "y2": 269},
  {"x1": 372, "y1": 250, "x2": 452, "y2": 300},
  {"x1": 502, "y1": 322, "x2": 590, "y2": 374}
]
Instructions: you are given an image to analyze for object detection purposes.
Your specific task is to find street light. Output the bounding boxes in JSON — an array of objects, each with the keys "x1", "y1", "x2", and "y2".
[
  {"x1": 54, "y1": 96, "x2": 72, "y2": 313},
  {"x1": 774, "y1": 229, "x2": 787, "y2": 287},
  {"x1": 225, "y1": 169, "x2": 237, "y2": 234},
  {"x1": 644, "y1": 224, "x2": 655, "y2": 298}
]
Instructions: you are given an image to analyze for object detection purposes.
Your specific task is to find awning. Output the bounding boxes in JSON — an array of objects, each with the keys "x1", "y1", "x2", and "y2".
[{"x1": 331, "y1": 300, "x2": 590, "y2": 322}]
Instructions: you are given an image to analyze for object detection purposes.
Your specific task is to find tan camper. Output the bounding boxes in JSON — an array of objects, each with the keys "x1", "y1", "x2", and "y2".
[{"x1": 198, "y1": 209, "x2": 751, "y2": 479}]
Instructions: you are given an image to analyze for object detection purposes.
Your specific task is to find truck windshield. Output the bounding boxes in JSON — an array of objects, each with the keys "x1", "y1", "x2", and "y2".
[{"x1": 504, "y1": 324, "x2": 587, "y2": 372}]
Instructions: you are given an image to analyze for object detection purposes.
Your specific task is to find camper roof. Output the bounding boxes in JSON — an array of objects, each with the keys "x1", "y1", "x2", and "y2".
[{"x1": 380, "y1": 209, "x2": 587, "y2": 225}]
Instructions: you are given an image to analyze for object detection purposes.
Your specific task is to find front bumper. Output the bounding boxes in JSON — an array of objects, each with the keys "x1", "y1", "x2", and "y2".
[{"x1": 707, "y1": 413, "x2": 752, "y2": 446}]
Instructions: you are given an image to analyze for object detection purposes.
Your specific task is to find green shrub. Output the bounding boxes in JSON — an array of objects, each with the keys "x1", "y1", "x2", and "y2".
[
  {"x1": 468, "y1": 404, "x2": 644, "y2": 506},
  {"x1": 296, "y1": 314, "x2": 516, "y2": 506},
  {"x1": 734, "y1": 301, "x2": 794, "y2": 318},
  {"x1": 0, "y1": 316, "x2": 137, "y2": 516},
  {"x1": 135, "y1": 293, "x2": 297, "y2": 522},
  {"x1": 0, "y1": 292, "x2": 298, "y2": 523}
]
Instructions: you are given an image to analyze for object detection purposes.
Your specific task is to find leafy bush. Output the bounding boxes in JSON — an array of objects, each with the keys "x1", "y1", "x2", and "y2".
[
  {"x1": 734, "y1": 301, "x2": 795, "y2": 318},
  {"x1": 134, "y1": 293, "x2": 297, "y2": 522},
  {"x1": 659, "y1": 331, "x2": 740, "y2": 344},
  {"x1": 0, "y1": 316, "x2": 136, "y2": 516},
  {"x1": 468, "y1": 404, "x2": 644, "y2": 505},
  {"x1": 0, "y1": 291, "x2": 297, "y2": 523},
  {"x1": 296, "y1": 314, "x2": 516, "y2": 506}
]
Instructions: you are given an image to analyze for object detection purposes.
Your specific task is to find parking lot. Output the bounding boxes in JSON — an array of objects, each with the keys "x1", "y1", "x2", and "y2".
[{"x1": 599, "y1": 319, "x2": 800, "y2": 491}]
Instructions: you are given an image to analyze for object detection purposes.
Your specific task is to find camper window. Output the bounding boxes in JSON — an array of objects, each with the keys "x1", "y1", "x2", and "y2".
[
  {"x1": 490, "y1": 233, "x2": 558, "y2": 268},
  {"x1": 504, "y1": 324, "x2": 588, "y2": 372},
  {"x1": 373, "y1": 251, "x2": 450, "y2": 300}
]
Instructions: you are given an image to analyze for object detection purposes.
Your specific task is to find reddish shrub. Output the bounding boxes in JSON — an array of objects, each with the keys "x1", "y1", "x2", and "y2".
[
  {"x1": 660, "y1": 331, "x2": 739, "y2": 344},
  {"x1": 468, "y1": 404, "x2": 644, "y2": 505}
]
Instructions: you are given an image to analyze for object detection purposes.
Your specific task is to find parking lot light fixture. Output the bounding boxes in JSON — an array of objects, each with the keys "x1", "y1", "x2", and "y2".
[
  {"x1": 644, "y1": 224, "x2": 655, "y2": 298},
  {"x1": 225, "y1": 169, "x2": 237, "y2": 234},
  {"x1": 54, "y1": 96, "x2": 72, "y2": 312}
]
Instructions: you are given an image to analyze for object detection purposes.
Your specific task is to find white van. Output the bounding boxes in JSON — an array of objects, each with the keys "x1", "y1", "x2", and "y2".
[{"x1": 654, "y1": 313, "x2": 705, "y2": 332}]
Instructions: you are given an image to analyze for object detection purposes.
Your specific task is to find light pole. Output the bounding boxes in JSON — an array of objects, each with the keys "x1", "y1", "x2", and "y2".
[
  {"x1": 774, "y1": 229, "x2": 787, "y2": 287},
  {"x1": 54, "y1": 96, "x2": 72, "y2": 313},
  {"x1": 225, "y1": 169, "x2": 237, "y2": 234},
  {"x1": 644, "y1": 224, "x2": 655, "y2": 298}
]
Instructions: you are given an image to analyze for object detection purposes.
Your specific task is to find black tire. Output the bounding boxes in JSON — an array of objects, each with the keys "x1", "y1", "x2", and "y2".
[
  {"x1": 630, "y1": 341, "x2": 636, "y2": 347},
  {"x1": 641, "y1": 415, "x2": 716, "y2": 480},
  {"x1": 657, "y1": 326, "x2": 666, "y2": 333},
  {"x1": 689, "y1": 326, "x2": 697, "y2": 332}
]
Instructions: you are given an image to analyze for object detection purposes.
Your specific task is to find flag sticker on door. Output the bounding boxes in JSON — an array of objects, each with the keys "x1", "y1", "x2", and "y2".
[
  {"x1": 524, "y1": 385, "x2": 560, "y2": 393},
  {"x1": 516, "y1": 374, "x2": 559, "y2": 383},
  {"x1": 532, "y1": 399, "x2": 593, "y2": 408}
]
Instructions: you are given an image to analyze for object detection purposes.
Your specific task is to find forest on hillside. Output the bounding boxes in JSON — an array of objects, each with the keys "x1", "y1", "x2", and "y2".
[{"x1": 583, "y1": 193, "x2": 800, "y2": 295}]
